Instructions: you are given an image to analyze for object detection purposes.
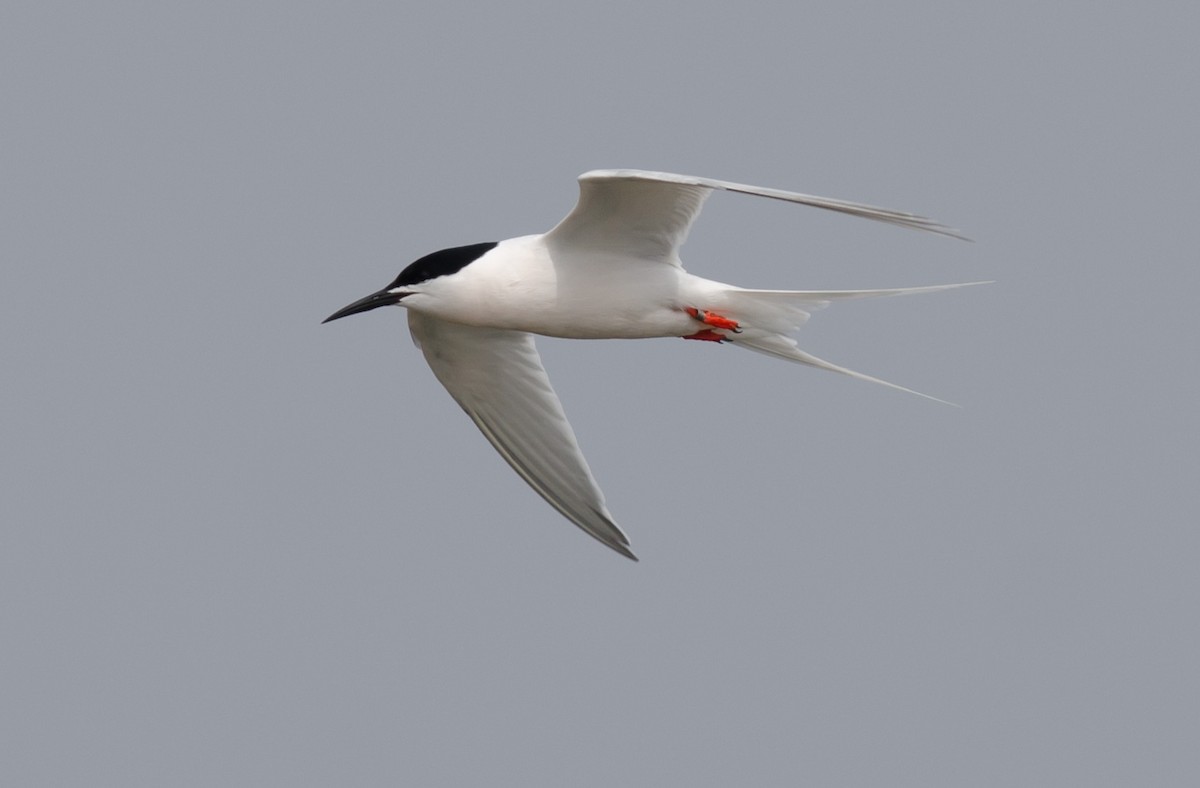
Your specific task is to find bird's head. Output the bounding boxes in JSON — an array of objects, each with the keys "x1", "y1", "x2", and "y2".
[{"x1": 322, "y1": 241, "x2": 499, "y2": 324}]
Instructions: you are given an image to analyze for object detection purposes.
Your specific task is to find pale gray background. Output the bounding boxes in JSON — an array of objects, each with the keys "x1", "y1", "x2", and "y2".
[{"x1": 3, "y1": 2, "x2": 1197, "y2": 785}]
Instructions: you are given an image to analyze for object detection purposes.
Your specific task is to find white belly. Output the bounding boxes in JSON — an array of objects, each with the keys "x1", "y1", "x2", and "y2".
[{"x1": 405, "y1": 235, "x2": 721, "y2": 339}]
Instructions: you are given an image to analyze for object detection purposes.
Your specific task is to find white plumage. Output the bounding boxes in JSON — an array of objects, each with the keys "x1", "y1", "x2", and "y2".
[{"x1": 325, "y1": 169, "x2": 981, "y2": 559}]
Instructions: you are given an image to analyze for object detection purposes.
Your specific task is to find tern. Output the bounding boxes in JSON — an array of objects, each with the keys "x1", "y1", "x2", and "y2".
[{"x1": 324, "y1": 169, "x2": 976, "y2": 560}]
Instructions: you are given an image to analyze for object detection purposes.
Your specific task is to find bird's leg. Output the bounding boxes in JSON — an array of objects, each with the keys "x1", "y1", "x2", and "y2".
[
  {"x1": 683, "y1": 307, "x2": 741, "y2": 342},
  {"x1": 682, "y1": 328, "x2": 728, "y2": 342},
  {"x1": 685, "y1": 307, "x2": 742, "y2": 332}
]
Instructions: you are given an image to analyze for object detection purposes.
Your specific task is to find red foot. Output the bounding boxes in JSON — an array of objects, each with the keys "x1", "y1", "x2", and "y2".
[
  {"x1": 685, "y1": 307, "x2": 741, "y2": 332},
  {"x1": 683, "y1": 329, "x2": 727, "y2": 342}
]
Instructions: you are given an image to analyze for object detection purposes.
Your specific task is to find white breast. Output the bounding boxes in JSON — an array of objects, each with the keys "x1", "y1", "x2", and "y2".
[{"x1": 406, "y1": 235, "x2": 704, "y2": 339}]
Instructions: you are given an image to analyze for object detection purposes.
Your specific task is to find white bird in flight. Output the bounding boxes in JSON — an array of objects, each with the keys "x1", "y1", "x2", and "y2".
[{"x1": 324, "y1": 169, "x2": 977, "y2": 560}]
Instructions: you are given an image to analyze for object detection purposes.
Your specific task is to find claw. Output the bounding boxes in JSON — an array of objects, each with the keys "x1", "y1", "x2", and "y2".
[{"x1": 685, "y1": 306, "x2": 742, "y2": 333}]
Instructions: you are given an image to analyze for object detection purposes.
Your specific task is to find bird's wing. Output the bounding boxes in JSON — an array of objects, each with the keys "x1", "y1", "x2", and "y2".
[
  {"x1": 408, "y1": 312, "x2": 636, "y2": 560},
  {"x1": 544, "y1": 169, "x2": 967, "y2": 265}
]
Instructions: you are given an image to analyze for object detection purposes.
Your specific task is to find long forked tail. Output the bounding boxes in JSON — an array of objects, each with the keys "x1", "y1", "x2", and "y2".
[{"x1": 717, "y1": 282, "x2": 990, "y2": 405}]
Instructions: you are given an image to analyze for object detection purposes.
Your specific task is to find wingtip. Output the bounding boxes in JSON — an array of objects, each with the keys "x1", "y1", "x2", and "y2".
[
  {"x1": 608, "y1": 540, "x2": 639, "y2": 562},
  {"x1": 903, "y1": 217, "x2": 971, "y2": 242},
  {"x1": 939, "y1": 227, "x2": 974, "y2": 243}
]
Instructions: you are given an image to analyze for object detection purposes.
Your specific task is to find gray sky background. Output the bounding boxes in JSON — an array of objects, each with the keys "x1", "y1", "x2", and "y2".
[{"x1": 3, "y1": 2, "x2": 1198, "y2": 785}]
